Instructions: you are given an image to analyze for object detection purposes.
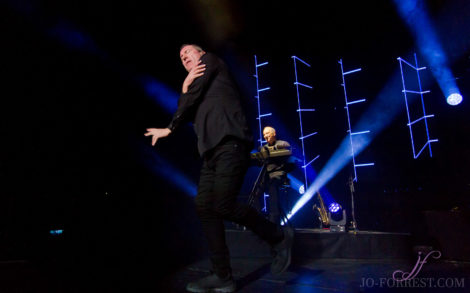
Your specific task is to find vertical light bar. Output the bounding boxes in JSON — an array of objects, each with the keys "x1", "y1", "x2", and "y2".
[
  {"x1": 397, "y1": 54, "x2": 438, "y2": 159},
  {"x1": 339, "y1": 59, "x2": 357, "y2": 181},
  {"x1": 254, "y1": 55, "x2": 271, "y2": 148},
  {"x1": 254, "y1": 55, "x2": 263, "y2": 148},
  {"x1": 293, "y1": 57, "x2": 307, "y2": 186},
  {"x1": 292, "y1": 56, "x2": 318, "y2": 188},
  {"x1": 398, "y1": 57, "x2": 417, "y2": 158},
  {"x1": 414, "y1": 53, "x2": 434, "y2": 158},
  {"x1": 339, "y1": 59, "x2": 374, "y2": 182}
]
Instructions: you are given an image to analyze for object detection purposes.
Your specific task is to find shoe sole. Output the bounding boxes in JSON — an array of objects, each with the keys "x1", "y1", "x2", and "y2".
[
  {"x1": 186, "y1": 283, "x2": 236, "y2": 293},
  {"x1": 213, "y1": 284, "x2": 236, "y2": 292}
]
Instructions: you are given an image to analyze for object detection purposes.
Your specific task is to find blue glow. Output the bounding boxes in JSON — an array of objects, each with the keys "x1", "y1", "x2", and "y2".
[
  {"x1": 49, "y1": 230, "x2": 63, "y2": 235},
  {"x1": 292, "y1": 55, "x2": 319, "y2": 187},
  {"x1": 48, "y1": 22, "x2": 100, "y2": 54},
  {"x1": 328, "y1": 203, "x2": 341, "y2": 213},
  {"x1": 288, "y1": 137, "x2": 354, "y2": 219},
  {"x1": 403, "y1": 90, "x2": 430, "y2": 94},
  {"x1": 299, "y1": 132, "x2": 318, "y2": 140},
  {"x1": 257, "y1": 113, "x2": 272, "y2": 119},
  {"x1": 138, "y1": 141, "x2": 197, "y2": 196},
  {"x1": 347, "y1": 99, "x2": 366, "y2": 105},
  {"x1": 339, "y1": 59, "x2": 374, "y2": 182},
  {"x1": 343, "y1": 68, "x2": 362, "y2": 75},
  {"x1": 408, "y1": 115, "x2": 434, "y2": 126},
  {"x1": 302, "y1": 155, "x2": 320, "y2": 169},
  {"x1": 254, "y1": 55, "x2": 272, "y2": 148},
  {"x1": 287, "y1": 174, "x2": 305, "y2": 195},
  {"x1": 42, "y1": 10, "x2": 182, "y2": 116},
  {"x1": 261, "y1": 193, "x2": 268, "y2": 213},
  {"x1": 140, "y1": 77, "x2": 179, "y2": 113},
  {"x1": 355, "y1": 163, "x2": 375, "y2": 167},
  {"x1": 282, "y1": 55, "x2": 335, "y2": 220},
  {"x1": 294, "y1": 82, "x2": 313, "y2": 89},
  {"x1": 398, "y1": 54, "x2": 438, "y2": 158},
  {"x1": 351, "y1": 130, "x2": 370, "y2": 136},
  {"x1": 8, "y1": 2, "x2": 196, "y2": 196},
  {"x1": 292, "y1": 56, "x2": 311, "y2": 67},
  {"x1": 288, "y1": 51, "x2": 444, "y2": 219},
  {"x1": 250, "y1": 55, "x2": 337, "y2": 220},
  {"x1": 394, "y1": 0, "x2": 462, "y2": 105},
  {"x1": 286, "y1": 71, "x2": 406, "y2": 220},
  {"x1": 447, "y1": 93, "x2": 462, "y2": 106},
  {"x1": 19, "y1": 3, "x2": 185, "y2": 117}
]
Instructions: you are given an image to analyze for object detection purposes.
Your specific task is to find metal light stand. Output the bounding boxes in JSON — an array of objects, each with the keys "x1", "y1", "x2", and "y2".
[
  {"x1": 348, "y1": 175, "x2": 358, "y2": 232},
  {"x1": 247, "y1": 162, "x2": 268, "y2": 208}
]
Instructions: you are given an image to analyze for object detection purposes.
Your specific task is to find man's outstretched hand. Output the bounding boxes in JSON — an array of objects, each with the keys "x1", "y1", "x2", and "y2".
[{"x1": 144, "y1": 128, "x2": 172, "y2": 146}]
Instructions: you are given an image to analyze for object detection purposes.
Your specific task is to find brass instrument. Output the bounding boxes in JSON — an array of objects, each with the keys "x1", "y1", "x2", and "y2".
[{"x1": 313, "y1": 192, "x2": 330, "y2": 228}]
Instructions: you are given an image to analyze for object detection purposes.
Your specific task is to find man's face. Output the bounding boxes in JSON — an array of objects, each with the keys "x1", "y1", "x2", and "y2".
[
  {"x1": 180, "y1": 45, "x2": 205, "y2": 72},
  {"x1": 263, "y1": 127, "x2": 276, "y2": 145}
]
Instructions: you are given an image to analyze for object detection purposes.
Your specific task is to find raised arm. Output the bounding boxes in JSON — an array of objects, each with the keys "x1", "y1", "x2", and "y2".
[
  {"x1": 145, "y1": 53, "x2": 220, "y2": 146},
  {"x1": 166, "y1": 53, "x2": 220, "y2": 132}
]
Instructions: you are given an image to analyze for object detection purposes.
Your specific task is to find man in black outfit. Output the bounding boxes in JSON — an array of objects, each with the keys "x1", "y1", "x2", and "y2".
[
  {"x1": 145, "y1": 44, "x2": 294, "y2": 292},
  {"x1": 261, "y1": 126, "x2": 291, "y2": 224}
]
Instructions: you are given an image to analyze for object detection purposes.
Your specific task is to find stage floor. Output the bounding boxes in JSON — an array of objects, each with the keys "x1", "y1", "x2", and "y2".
[
  {"x1": 162, "y1": 229, "x2": 468, "y2": 292},
  {"x1": 1, "y1": 252, "x2": 469, "y2": 292},
  {"x1": 168, "y1": 257, "x2": 469, "y2": 292},
  {"x1": 1, "y1": 229, "x2": 468, "y2": 292}
]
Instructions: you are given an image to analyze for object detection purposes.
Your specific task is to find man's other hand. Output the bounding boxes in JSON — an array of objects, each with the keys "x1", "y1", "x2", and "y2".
[{"x1": 144, "y1": 128, "x2": 172, "y2": 146}]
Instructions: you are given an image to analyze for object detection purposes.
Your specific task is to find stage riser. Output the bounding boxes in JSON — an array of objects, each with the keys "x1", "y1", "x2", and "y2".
[
  {"x1": 423, "y1": 211, "x2": 470, "y2": 261},
  {"x1": 226, "y1": 230, "x2": 413, "y2": 259}
]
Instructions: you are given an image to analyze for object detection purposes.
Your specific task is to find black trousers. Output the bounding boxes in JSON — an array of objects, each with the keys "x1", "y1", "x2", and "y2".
[
  {"x1": 252, "y1": 170, "x2": 287, "y2": 225},
  {"x1": 194, "y1": 137, "x2": 283, "y2": 277},
  {"x1": 267, "y1": 177, "x2": 284, "y2": 224}
]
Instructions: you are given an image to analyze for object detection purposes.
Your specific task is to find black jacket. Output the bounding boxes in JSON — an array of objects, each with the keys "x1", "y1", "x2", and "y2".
[{"x1": 167, "y1": 53, "x2": 252, "y2": 156}]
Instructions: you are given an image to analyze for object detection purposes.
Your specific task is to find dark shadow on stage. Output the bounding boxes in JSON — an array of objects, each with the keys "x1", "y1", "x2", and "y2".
[{"x1": 236, "y1": 262, "x2": 271, "y2": 291}]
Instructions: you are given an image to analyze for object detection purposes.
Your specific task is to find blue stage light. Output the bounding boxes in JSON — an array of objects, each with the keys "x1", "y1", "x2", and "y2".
[
  {"x1": 138, "y1": 142, "x2": 197, "y2": 197},
  {"x1": 141, "y1": 77, "x2": 180, "y2": 113},
  {"x1": 48, "y1": 22, "x2": 100, "y2": 54},
  {"x1": 286, "y1": 72, "x2": 404, "y2": 221},
  {"x1": 394, "y1": 0, "x2": 462, "y2": 107},
  {"x1": 251, "y1": 55, "x2": 337, "y2": 220},
  {"x1": 447, "y1": 93, "x2": 463, "y2": 106},
  {"x1": 287, "y1": 174, "x2": 305, "y2": 195},
  {"x1": 329, "y1": 203, "x2": 341, "y2": 213}
]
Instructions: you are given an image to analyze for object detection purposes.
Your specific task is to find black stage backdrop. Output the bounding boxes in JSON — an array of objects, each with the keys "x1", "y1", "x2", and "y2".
[{"x1": 1, "y1": 0, "x2": 469, "y2": 288}]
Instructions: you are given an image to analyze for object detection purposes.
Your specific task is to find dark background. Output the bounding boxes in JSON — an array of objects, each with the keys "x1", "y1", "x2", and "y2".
[{"x1": 1, "y1": 0, "x2": 469, "y2": 290}]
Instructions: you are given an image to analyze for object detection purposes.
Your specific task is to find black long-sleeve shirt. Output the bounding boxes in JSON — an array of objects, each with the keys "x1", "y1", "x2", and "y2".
[{"x1": 167, "y1": 53, "x2": 252, "y2": 156}]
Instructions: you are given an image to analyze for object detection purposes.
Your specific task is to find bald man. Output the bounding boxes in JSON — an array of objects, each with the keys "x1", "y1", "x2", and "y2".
[{"x1": 261, "y1": 126, "x2": 291, "y2": 224}]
